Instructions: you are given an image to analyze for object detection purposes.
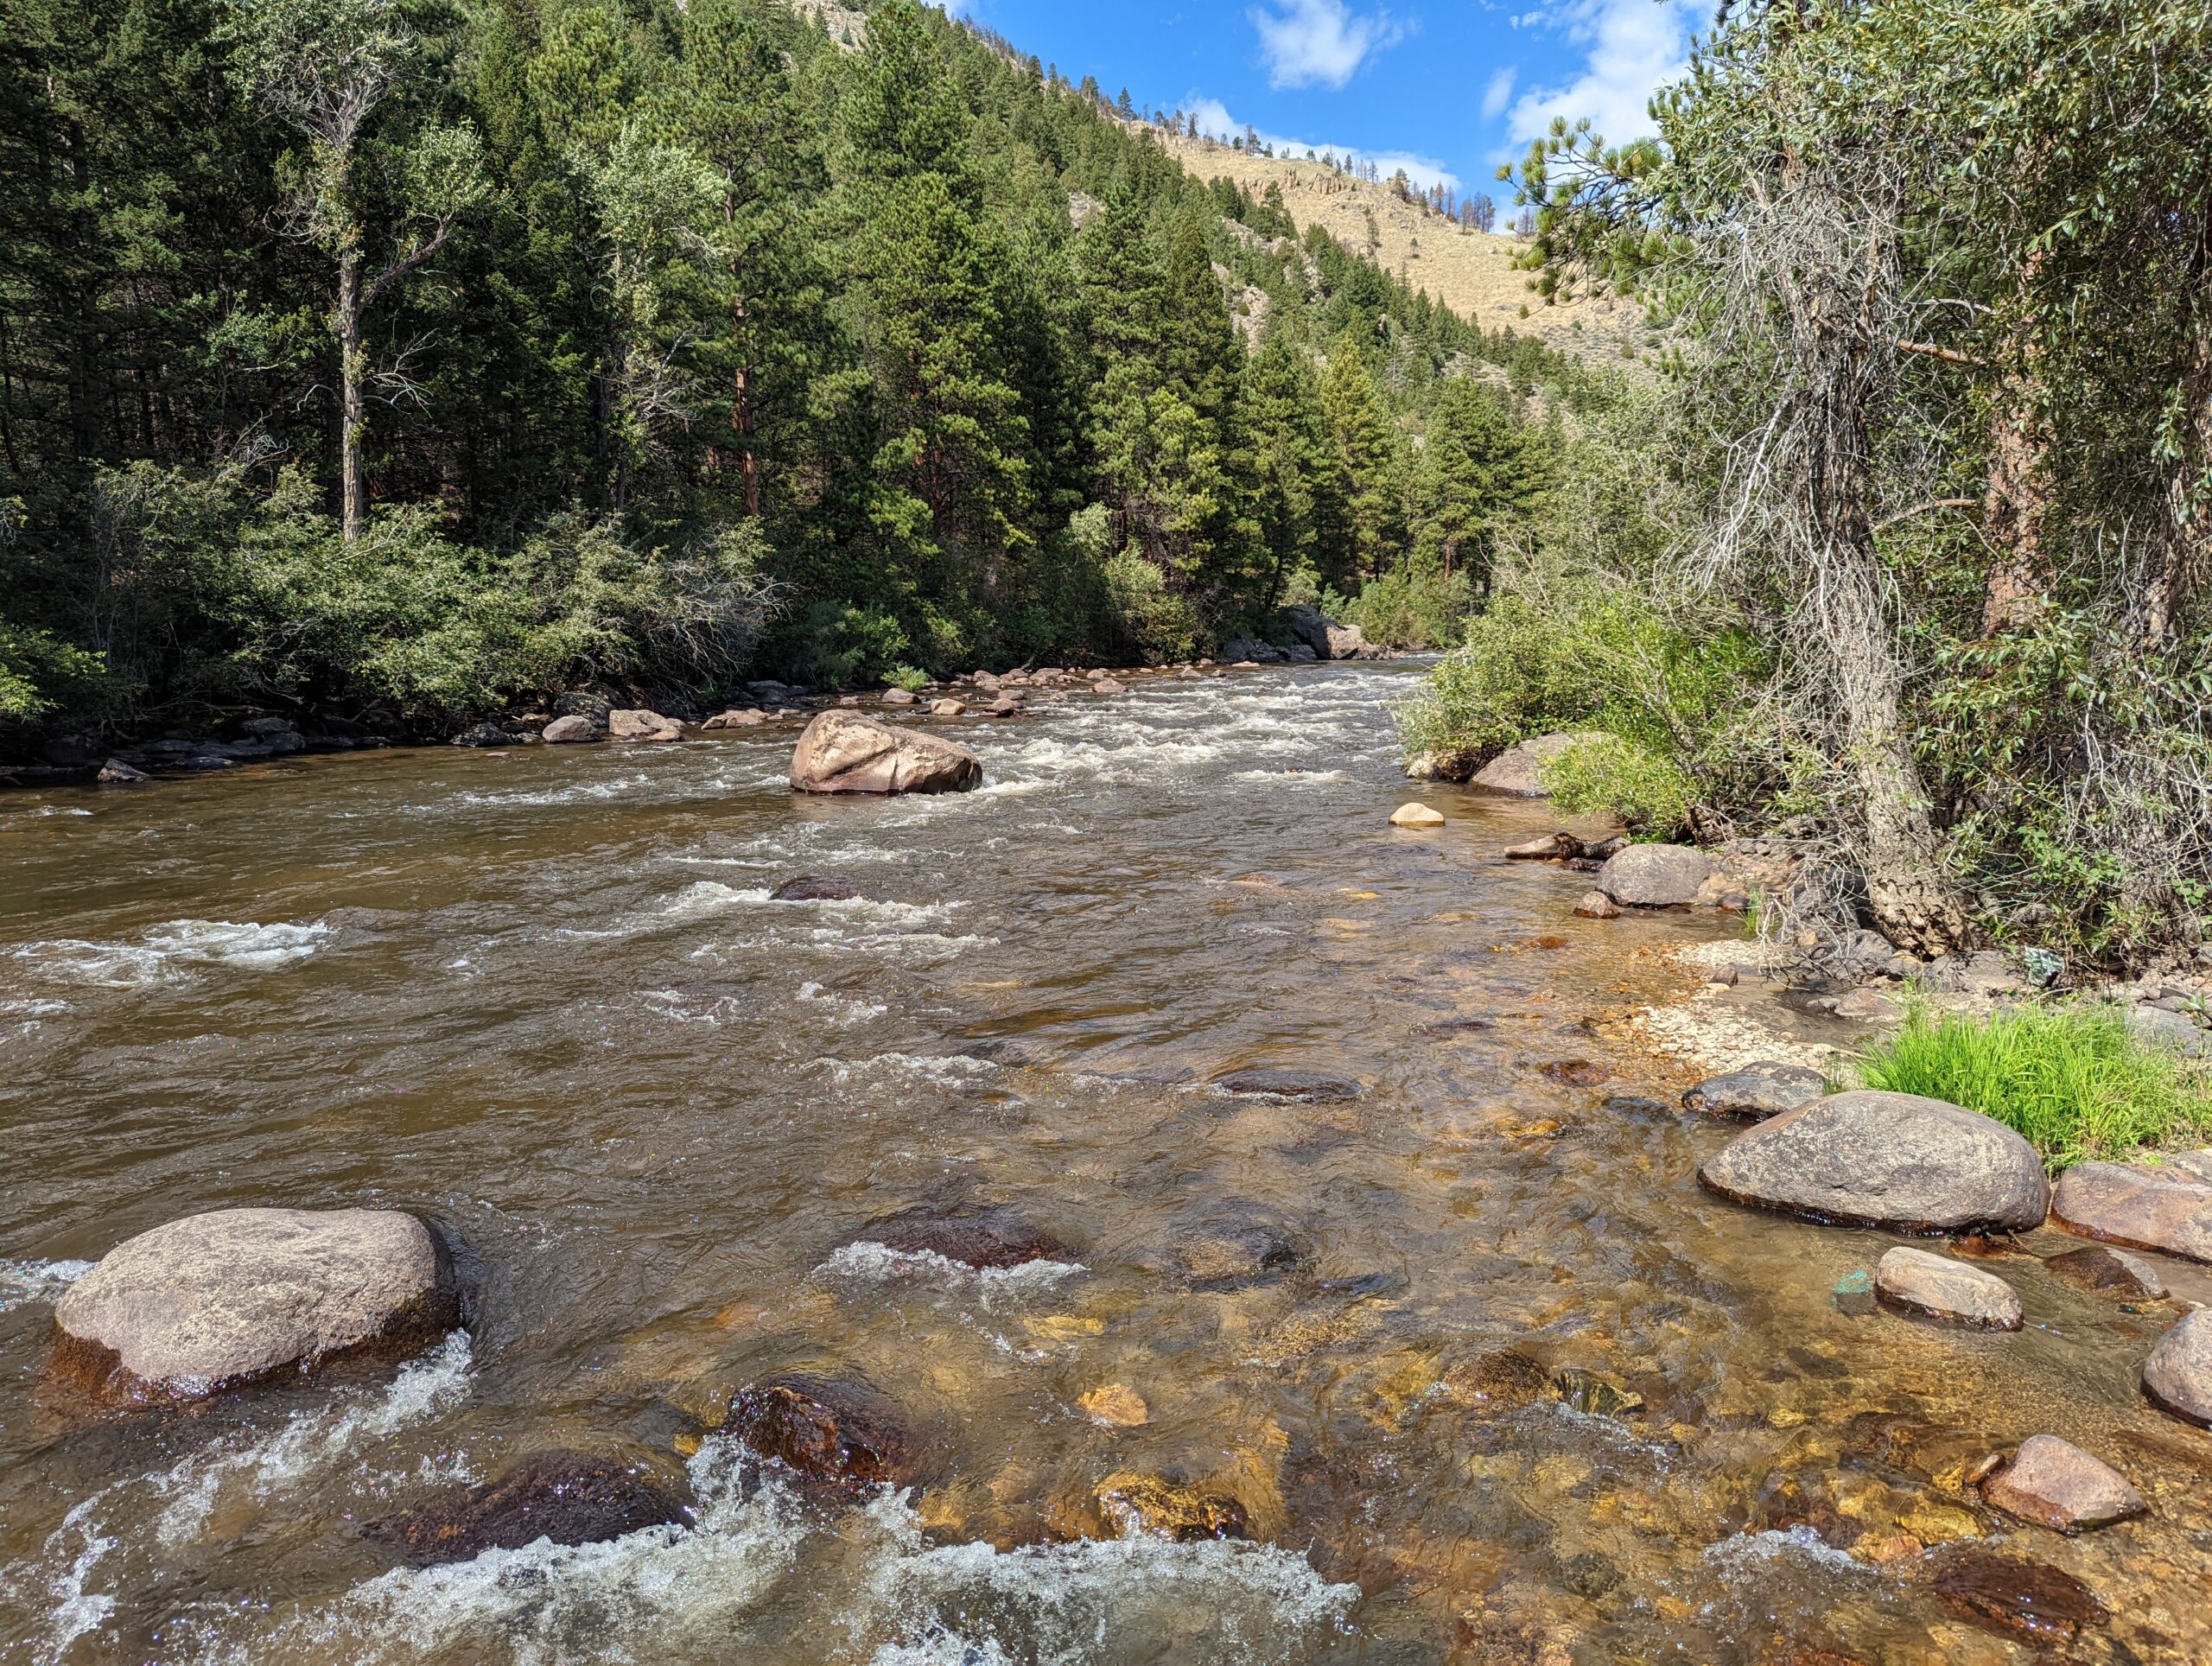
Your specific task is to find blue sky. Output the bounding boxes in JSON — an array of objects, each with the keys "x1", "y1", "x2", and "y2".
[{"x1": 938, "y1": 1, "x2": 1710, "y2": 196}]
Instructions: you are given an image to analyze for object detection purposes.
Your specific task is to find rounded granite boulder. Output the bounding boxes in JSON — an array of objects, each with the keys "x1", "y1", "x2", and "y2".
[
  {"x1": 1698, "y1": 1091, "x2": 2050, "y2": 1233},
  {"x1": 789, "y1": 710, "x2": 982, "y2": 795},
  {"x1": 51, "y1": 1206, "x2": 461, "y2": 1406}
]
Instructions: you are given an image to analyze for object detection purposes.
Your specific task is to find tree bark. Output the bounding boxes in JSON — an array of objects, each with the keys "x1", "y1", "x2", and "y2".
[
  {"x1": 1979, "y1": 368, "x2": 2052, "y2": 634},
  {"x1": 337, "y1": 241, "x2": 365, "y2": 544}
]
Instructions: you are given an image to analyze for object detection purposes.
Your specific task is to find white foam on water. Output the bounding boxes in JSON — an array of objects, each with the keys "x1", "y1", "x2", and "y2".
[
  {"x1": 8, "y1": 919, "x2": 331, "y2": 987},
  {"x1": 798, "y1": 981, "x2": 889, "y2": 1025},
  {"x1": 0, "y1": 1256, "x2": 95, "y2": 1314},
  {"x1": 37, "y1": 1497, "x2": 118, "y2": 1656},
  {"x1": 817, "y1": 1242, "x2": 1085, "y2": 1300},
  {"x1": 636, "y1": 988, "x2": 752, "y2": 1027},
  {"x1": 849, "y1": 1491, "x2": 1359, "y2": 1666},
  {"x1": 188, "y1": 1437, "x2": 807, "y2": 1665},
  {"x1": 1702, "y1": 1527, "x2": 1870, "y2": 1578},
  {"x1": 1231, "y1": 769, "x2": 1346, "y2": 786},
  {"x1": 808, "y1": 1052, "x2": 1001, "y2": 1087},
  {"x1": 658, "y1": 881, "x2": 776, "y2": 920},
  {"x1": 435, "y1": 773, "x2": 655, "y2": 811}
]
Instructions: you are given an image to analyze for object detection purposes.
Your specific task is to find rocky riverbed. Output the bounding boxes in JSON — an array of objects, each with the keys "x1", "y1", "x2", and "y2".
[{"x1": 3, "y1": 662, "x2": 2209, "y2": 1664}]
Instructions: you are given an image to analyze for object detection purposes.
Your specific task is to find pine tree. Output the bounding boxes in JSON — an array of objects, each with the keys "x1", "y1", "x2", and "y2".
[{"x1": 1318, "y1": 332, "x2": 1402, "y2": 586}]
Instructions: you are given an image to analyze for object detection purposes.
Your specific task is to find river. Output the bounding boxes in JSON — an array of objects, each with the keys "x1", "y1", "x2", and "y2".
[{"x1": 0, "y1": 664, "x2": 2202, "y2": 1663}]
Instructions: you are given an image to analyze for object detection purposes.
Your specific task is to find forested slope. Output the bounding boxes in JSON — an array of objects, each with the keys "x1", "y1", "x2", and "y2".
[{"x1": 0, "y1": 0, "x2": 1592, "y2": 746}]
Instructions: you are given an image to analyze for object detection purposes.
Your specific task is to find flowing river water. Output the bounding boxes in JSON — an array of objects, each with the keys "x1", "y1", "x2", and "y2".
[{"x1": 0, "y1": 664, "x2": 2206, "y2": 1664}]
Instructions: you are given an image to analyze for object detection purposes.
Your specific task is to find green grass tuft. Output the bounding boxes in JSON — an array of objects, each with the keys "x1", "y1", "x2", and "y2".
[{"x1": 1853, "y1": 1002, "x2": 2211, "y2": 1170}]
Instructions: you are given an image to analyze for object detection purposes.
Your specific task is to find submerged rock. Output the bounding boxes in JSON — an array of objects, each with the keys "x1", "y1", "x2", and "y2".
[
  {"x1": 1469, "y1": 733, "x2": 1604, "y2": 798},
  {"x1": 1980, "y1": 1436, "x2": 2145, "y2": 1534},
  {"x1": 1435, "y1": 1348, "x2": 1553, "y2": 1413},
  {"x1": 97, "y1": 757, "x2": 151, "y2": 784},
  {"x1": 772, "y1": 875, "x2": 868, "y2": 902},
  {"x1": 1875, "y1": 1246, "x2": 2023, "y2": 1329},
  {"x1": 1553, "y1": 1366, "x2": 1643, "y2": 1419},
  {"x1": 2052, "y1": 1158, "x2": 2212, "y2": 1263},
  {"x1": 51, "y1": 1207, "x2": 460, "y2": 1406},
  {"x1": 849, "y1": 1204, "x2": 1073, "y2": 1269},
  {"x1": 1171, "y1": 1205, "x2": 1305, "y2": 1289},
  {"x1": 2041, "y1": 1243, "x2": 2166, "y2": 1300},
  {"x1": 1210, "y1": 1067, "x2": 1362, "y2": 1102},
  {"x1": 1699, "y1": 1091, "x2": 2051, "y2": 1233},
  {"x1": 1077, "y1": 1383, "x2": 1149, "y2": 1428},
  {"x1": 373, "y1": 1447, "x2": 691, "y2": 1566},
  {"x1": 723, "y1": 1372, "x2": 920, "y2": 1488},
  {"x1": 2143, "y1": 1307, "x2": 2212, "y2": 1427},
  {"x1": 790, "y1": 710, "x2": 982, "y2": 795},
  {"x1": 1681, "y1": 1061, "x2": 1828, "y2": 1120},
  {"x1": 700, "y1": 708, "x2": 769, "y2": 730},
  {"x1": 1928, "y1": 1548, "x2": 2108, "y2": 1645},
  {"x1": 450, "y1": 722, "x2": 515, "y2": 748},
  {"x1": 1594, "y1": 843, "x2": 1713, "y2": 907},
  {"x1": 1504, "y1": 831, "x2": 1582, "y2": 861},
  {"x1": 1091, "y1": 1471, "x2": 1250, "y2": 1541},
  {"x1": 1573, "y1": 890, "x2": 1621, "y2": 919}
]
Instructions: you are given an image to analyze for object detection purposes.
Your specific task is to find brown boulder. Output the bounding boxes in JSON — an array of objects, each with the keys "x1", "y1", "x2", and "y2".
[
  {"x1": 372, "y1": 1448, "x2": 691, "y2": 1566},
  {"x1": 701, "y1": 708, "x2": 770, "y2": 730},
  {"x1": 789, "y1": 710, "x2": 982, "y2": 795},
  {"x1": 51, "y1": 1207, "x2": 458, "y2": 1406},
  {"x1": 1573, "y1": 891, "x2": 1621, "y2": 919},
  {"x1": 2041, "y1": 1243, "x2": 2166, "y2": 1299},
  {"x1": 1980, "y1": 1436, "x2": 2145, "y2": 1533},
  {"x1": 1504, "y1": 831, "x2": 1582, "y2": 861},
  {"x1": 2052, "y1": 1157, "x2": 2212, "y2": 1263},
  {"x1": 724, "y1": 1373, "x2": 921, "y2": 1489},
  {"x1": 608, "y1": 709, "x2": 683, "y2": 742},
  {"x1": 1928, "y1": 1548, "x2": 2107, "y2": 1646},
  {"x1": 2143, "y1": 1307, "x2": 2212, "y2": 1426}
]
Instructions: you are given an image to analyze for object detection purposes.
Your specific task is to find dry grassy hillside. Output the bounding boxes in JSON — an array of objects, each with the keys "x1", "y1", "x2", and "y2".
[{"x1": 1146, "y1": 126, "x2": 1644, "y2": 361}]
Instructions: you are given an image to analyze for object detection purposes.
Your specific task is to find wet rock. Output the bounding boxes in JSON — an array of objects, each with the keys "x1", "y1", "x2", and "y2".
[
  {"x1": 789, "y1": 710, "x2": 982, "y2": 795},
  {"x1": 541, "y1": 715, "x2": 599, "y2": 743},
  {"x1": 985, "y1": 694, "x2": 1022, "y2": 717},
  {"x1": 880, "y1": 686, "x2": 917, "y2": 707},
  {"x1": 2143, "y1": 1307, "x2": 2212, "y2": 1426},
  {"x1": 2052, "y1": 1158, "x2": 2212, "y2": 1262},
  {"x1": 1091, "y1": 677, "x2": 1128, "y2": 696},
  {"x1": 772, "y1": 874, "x2": 868, "y2": 902},
  {"x1": 1091, "y1": 1471, "x2": 1250, "y2": 1541},
  {"x1": 1537, "y1": 1059, "x2": 1606, "y2": 1086},
  {"x1": 1875, "y1": 1246, "x2": 2023, "y2": 1329},
  {"x1": 1554, "y1": 1367, "x2": 1643, "y2": 1419},
  {"x1": 1435, "y1": 1348, "x2": 1553, "y2": 1412},
  {"x1": 1698, "y1": 1091, "x2": 2051, "y2": 1233},
  {"x1": 1682, "y1": 1061, "x2": 1828, "y2": 1120},
  {"x1": 1601, "y1": 1093, "x2": 1670, "y2": 1117},
  {"x1": 851, "y1": 1204, "x2": 1072, "y2": 1269},
  {"x1": 699, "y1": 708, "x2": 769, "y2": 730},
  {"x1": 2041, "y1": 1243, "x2": 2166, "y2": 1299},
  {"x1": 97, "y1": 757, "x2": 151, "y2": 785},
  {"x1": 1560, "y1": 1550, "x2": 1621, "y2": 1599},
  {"x1": 1928, "y1": 1548, "x2": 2108, "y2": 1645},
  {"x1": 1469, "y1": 732, "x2": 1605, "y2": 798},
  {"x1": 1595, "y1": 843, "x2": 1714, "y2": 907},
  {"x1": 1171, "y1": 1205, "x2": 1304, "y2": 1289},
  {"x1": 2127, "y1": 1004, "x2": 2207, "y2": 1056},
  {"x1": 722, "y1": 1372, "x2": 920, "y2": 1488},
  {"x1": 1504, "y1": 831, "x2": 1582, "y2": 861},
  {"x1": 608, "y1": 708, "x2": 683, "y2": 742},
  {"x1": 1421, "y1": 1016, "x2": 1495, "y2": 1039},
  {"x1": 1573, "y1": 890, "x2": 1621, "y2": 919},
  {"x1": 928, "y1": 698, "x2": 964, "y2": 717},
  {"x1": 451, "y1": 722, "x2": 515, "y2": 748},
  {"x1": 1077, "y1": 1383, "x2": 1149, "y2": 1428},
  {"x1": 50, "y1": 1207, "x2": 460, "y2": 1405},
  {"x1": 373, "y1": 1447, "x2": 691, "y2": 1566},
  {"x1": 555, "y1": 691, "x2": 615, "y2": 722},
  {"x1": 1980, "y1": 1436, "x2": 2145, "y2": 1533},
  {"x1": 1389, "y1": 802, "x2": 1446, "y2": 828},
  {"x1": 1211, "y1": 1068, "x2": 1362, "y2": 1102}
]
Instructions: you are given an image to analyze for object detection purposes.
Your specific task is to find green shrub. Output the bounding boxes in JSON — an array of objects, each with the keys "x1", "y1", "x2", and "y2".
[
  {"x1": 1102, "y1": 544, "x2": 1200, "y2": 664},
  {"x1": 1340, "y1": 568, "x2": 1478, "y2": 650},
  {"x1": 1395, "y1": 593, "x2": 1603, "y2": 765},
  {"x1": 1853, "y1": 1002, "x2": 2211, "y2": 1168},
  {"x1": 1545, "y1": 733, "x2": 1696, "y2": 838},
  {"x1": 882, "y1": 664, "x2": 929, "y2": 693}
]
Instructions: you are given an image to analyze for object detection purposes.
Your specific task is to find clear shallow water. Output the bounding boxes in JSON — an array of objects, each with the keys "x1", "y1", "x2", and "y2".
[{"x1": 0, "y1": 665, "x2": 2206, "y2": 1664}]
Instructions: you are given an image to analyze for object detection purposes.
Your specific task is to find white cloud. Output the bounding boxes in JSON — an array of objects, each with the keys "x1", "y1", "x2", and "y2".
[
  {"x1": 1505, "y1": 0, "x2": 1703, "y2": 149},
  {"x1": 1480, "y1": 67, "x2": 1517, "y2": 121},
  {"x1": 1249, "y1": 0, "x2": 1406, "y2": 91},
  {"x1": 1184, "y1": 96, "x2": 1461, "y2": 194}
]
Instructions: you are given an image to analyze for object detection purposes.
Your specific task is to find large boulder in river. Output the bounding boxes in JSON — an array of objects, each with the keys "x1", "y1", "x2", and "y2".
[
  {"x1": 1699, "y1": 1091, "x2": 2050, "y2": 1232},
  {"x1": 373, "y1": 1448, "x2": 692, "y2": 1566},
  {"x1": 51, "y1": 1207, "x2": 459, "y2": 1405},
  {"x1": 1595, "y1": 843, "x2": 1714, "y2": 907},
  {"x1": 789, "y1": 710, "x2": 982, "y2": 796},
  {"x1": 2144, "y1": 1309, "x2": 2212, "y2": 1426},
  {"x1": 607, "y1": 708, "x2": 683, "y2": 742},
  {"x1": 2052, "y1": 1157, "x2": 2212, "y2": 1263},
  {"x1": 1469, "y1": 732, "x2": 1606, "y2": 798}
]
